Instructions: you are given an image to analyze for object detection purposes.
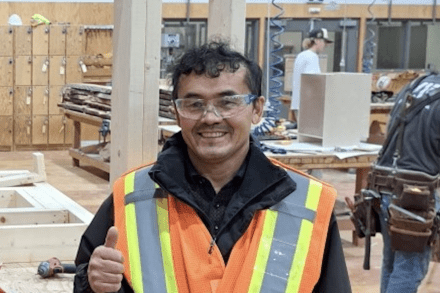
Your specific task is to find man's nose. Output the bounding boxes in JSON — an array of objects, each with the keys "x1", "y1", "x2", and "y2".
[{"x1": 200, "y1": 103, "x2": 223, "y2": 121}]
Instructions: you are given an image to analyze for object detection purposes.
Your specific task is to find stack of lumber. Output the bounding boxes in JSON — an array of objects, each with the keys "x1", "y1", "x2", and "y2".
[
  {"x1": 58, "y1": 83, "x2": 111, "y2": 120},
  {"x1": 159, "y1": 88, "x2": 176, "y2": 120}
]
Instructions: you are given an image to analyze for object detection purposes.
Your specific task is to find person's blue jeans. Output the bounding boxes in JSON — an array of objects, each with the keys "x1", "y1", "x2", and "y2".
[{"x1": 379, "y1": 193, "x2": 439, "y2": 293}]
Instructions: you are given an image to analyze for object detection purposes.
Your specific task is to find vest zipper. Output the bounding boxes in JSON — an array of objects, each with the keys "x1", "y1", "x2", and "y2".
[{"x1": 208, "y1": 237, "x2": 217, "y2": 254}]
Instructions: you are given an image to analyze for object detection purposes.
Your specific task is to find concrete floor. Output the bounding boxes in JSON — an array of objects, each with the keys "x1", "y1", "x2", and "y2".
[{"x1": 0, "y1": 150, "x2": 439, "y2": 292}]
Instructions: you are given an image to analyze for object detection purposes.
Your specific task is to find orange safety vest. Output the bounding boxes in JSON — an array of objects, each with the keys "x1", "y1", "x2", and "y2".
[{"x1": 113, "y1": 159, "x2": 336, "y2": 293}]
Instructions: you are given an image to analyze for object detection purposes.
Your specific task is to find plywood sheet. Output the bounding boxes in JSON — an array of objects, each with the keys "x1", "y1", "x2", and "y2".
[
  {"x1": 0, "y1": 87, "x2": 13, "y2": 116},
  {"x1": 32, "y1": 86, "x2": 49, "y2": 115},
  {"x1": 14, "y1": 56, "x2": 32, "y2": 86},
  {"x1": 66, "y1": 56, "x2": 83, "y2": 83},
  {"x1": 49, "y1": 25, "x2": 67, "y2": 56},
  {"x1": 49, "y1": 115, "x2": 65, "y2": 144},
  {"x1": 14, "y1": 115, "x2": 32, "y2": 145},
  {"x1": 66, "y1": 26, "x2": 85, "y2": 56},
  {"x1": 0, "y1": 116, "x2": 12, "y2": 146},
  {"x1": 32, "y1": 25, "x2": 49, "y2": 56},
  {"x1": 0, "y1": 57, "x2": 13, "y2": 86},
  {"x1": 85, "y1": 29, "x2": 113, "y2": 55},
  {"x1": 14, "y1": 26, "x2": 32, "y2": 56},
  {"x1": 32, "y1": 115, "x2": 49, "y2": 145},
  {"x1": 49, "y1": 56, "x2": 66, "y2": 85},
  {"x1": 0, "y1": 26, "x2": 13, "y2": 56},
  {"x1": 14, "y1": 86, "x2": 32, "y2": 116},
  {"x1": 32, "y1": 56, "x2": 49, "y2": 86},
  {"x1": 49, "y1": 85, "x2": 63, "y2": 115}
]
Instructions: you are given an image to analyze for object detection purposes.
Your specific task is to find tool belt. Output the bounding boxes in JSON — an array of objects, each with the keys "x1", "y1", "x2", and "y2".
[{"x1": 369, "y1": 165, "x2": 440, "y2": 253}]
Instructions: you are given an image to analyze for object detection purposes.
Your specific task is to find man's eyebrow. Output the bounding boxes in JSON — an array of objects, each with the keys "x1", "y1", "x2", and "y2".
[
  {"x1": 181, "y1": 92, "x2": 201, "y2": 99},
  {"x1": 219, "y1": 90, "x2": 238, "y2": 97}
]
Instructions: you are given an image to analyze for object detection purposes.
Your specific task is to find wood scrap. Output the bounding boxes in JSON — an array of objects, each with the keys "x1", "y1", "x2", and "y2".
[{"x1": 0, "y1": 153, "x2": 46, "y2": 187}]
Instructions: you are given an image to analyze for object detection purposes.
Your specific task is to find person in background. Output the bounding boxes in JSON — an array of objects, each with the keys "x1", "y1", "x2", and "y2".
[
  {"x1": 290, "y1": 28, "x2": 333, "y2": 122},
  {"x1": 73, "y1": 41, "x2": 351, "y2": 293}
]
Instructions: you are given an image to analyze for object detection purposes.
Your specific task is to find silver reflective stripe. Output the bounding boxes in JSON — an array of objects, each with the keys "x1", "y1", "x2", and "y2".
[
  {"x1": 125, "y1": 167, "x2": 168, "y2": 293},
  {"x1": 260, "y1": 171, "x2": 316, "y2": 292}
]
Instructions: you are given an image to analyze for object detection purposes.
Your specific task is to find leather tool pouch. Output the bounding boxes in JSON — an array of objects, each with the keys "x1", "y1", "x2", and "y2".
[{"x1": 350, "y1": 193, "x2": 381, "y2": 238}]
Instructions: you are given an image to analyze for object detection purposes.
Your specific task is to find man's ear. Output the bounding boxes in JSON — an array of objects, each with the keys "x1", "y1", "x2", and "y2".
[{"x1": 252, "y1": 96, "x2": 265, "y2": 124}]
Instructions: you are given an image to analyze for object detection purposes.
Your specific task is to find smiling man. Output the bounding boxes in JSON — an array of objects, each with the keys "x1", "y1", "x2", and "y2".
[{"x1": 74, "y1": 41, "x2": 351, "y2": 293}]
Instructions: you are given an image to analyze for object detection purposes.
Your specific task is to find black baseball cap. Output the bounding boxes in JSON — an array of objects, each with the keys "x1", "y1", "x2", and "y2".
[{"x1": 308, "y1": 28, "x2": 333, "y2": 43}]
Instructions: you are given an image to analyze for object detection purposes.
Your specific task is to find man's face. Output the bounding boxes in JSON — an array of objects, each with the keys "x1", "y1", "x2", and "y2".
[{"x1": 175, "y1": 67, "x2": 264, "y2": 164}]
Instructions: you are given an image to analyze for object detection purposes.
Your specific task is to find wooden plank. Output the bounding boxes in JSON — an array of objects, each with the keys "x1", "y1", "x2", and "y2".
[
  {"x1": 14, "y1": 56, "x2": 32, "y2": 86},
  {"x1": 14, "y1": 26, "x2": 32, "y2": 56},
  {"x1": 13, "y1": 86, "x2": 32, "y2": 116},
  {"x1": 0, "y1": 209, "x2": 69, "y2": 225},
  {"x1": 69, "y1": 148, "x2": 110, "y2": 173},
  {"x1": 110, "y1": 0, "x2": 162, "y2": 184},
  {"x1": 0, "y1": 26, "x2": 13, "y2": 56},
  {"x1": 49, "y1": 55, "x2": 66, "y2": 85},
  {"x1": 63, "y1": 109, "x2": 103, "y2": 127},
  {"x1": 49, "y1": 25, "x2": 66, "y2": 56},
  {"x1": 0, "y1": 87, "x2": 13, "y2": 115},
  {"x1": 64, "y1": 117, "x2": 74, "y2": 145},
  {"x1": 32, "y1": 86, "x2": 49, "y2": 115},
  {"x1": 207, "y1": 0, "x2": 246, "y2": 53},
  {"x1": 0, "y1": 57, "x2": 13, "y2": 87},
  {"x1": 48, "y1": 115, "x2": 65, "y2": 145},
  {"x1": 32, "y1": 115, "x2": 49, "y2": 145},
  {"x1": 32, "y1": 25, "x2": 49, "y2": 56},
  {"x1": 32, "y1": 56, "x2": 49, "y2": 86},
  {"x1": 0, "y1": 116, "x2": 12, "y2": 147}
]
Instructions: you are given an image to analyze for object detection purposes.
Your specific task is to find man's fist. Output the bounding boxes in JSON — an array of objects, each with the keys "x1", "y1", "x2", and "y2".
[{"x1": 88, "y1": 226, "x2": 125, "y2": 293}]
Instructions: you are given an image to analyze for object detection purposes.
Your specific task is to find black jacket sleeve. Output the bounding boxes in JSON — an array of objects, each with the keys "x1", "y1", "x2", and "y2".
[
  {"x1": 313, "y1": 213, "x2": 352, "y2": 293},
  {"x1": 73, "y1": 195, "x2": 133, "y2": 293}
]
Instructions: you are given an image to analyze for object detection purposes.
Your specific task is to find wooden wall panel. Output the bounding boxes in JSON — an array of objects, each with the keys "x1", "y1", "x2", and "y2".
[
  {"x1": 14, "y1": 115, "x2": 32, "y2": 145},
  {"x1": 32, "y1": 56, "x2": 49, "y2": 86},
  {"x1": 14, "y1": 26, "x2": 32, "y2": 56},
  {"x1": 32, "y1": 26, "x2": 49, "y2": 56},
  {"x1": 85, "y1": 29, "x2": 113, "y2": 55},
  {"x1": 49, "y1": 115, "x2": 65, "y2": 144},
  {"x1": 49, "y1": 25, "x2": 67, "y2": 56},
  {"x1": 32, "y1": 115, "x2": 49, "y2": 145},
  {"x1": 66, "y1": 56, "x2": 83, "y2": 83},
  {"x1": 14, "y1": 56, "x2": 32, "y2": 86},
  {"x1": 49, "y1": 85, "x2": 63, "y2": 115},
  {"x1": 0, "y1": 87, "x2": 13, "y2": 116},
  {"x1": 0, "y1": 116, "x2": 12, "y2": 146},
  {"x1": 49, "y1": 56, "x2": 66, "y2": 85},
  {"x1": 0, "y1": 57, "x2": 14, "y2": 87},
  {"x1": 32, "y1": 86, "x2": 49, "y2": 115},
  {"x1": 0, "y1": 26, "x2": 13, "y2": 57},
  {"x1": 66, "y1": 26, "x2": 85, "y2": 56},
  {"x1": 14, "y1": 86, "x2": 32, "y2": 116}
]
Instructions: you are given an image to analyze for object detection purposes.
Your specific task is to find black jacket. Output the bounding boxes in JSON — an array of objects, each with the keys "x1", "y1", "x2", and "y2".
[
  {"x1": 377, "y1": 73, "x2": 440, "y2": 175},
  {"x1": 74, "y1": 133, "x2": 351, "y2": 292}
]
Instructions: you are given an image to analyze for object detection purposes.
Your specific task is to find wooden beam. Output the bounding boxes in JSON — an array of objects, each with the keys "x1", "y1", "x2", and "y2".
[
  {"x1": 207, "y1": 0, "x2": 246, "y2": 53},
  {"x1": 0, "y1": 153, "x2": 46, "y2": 187},
  {"x1": 110, "y1": 0, "x2": 162, "y2": 185}
]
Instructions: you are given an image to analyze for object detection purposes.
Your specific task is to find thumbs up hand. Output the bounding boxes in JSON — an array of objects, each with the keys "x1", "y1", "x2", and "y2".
[{"x1": 88, "y1": 226, "x2": 125, "y2": 293}]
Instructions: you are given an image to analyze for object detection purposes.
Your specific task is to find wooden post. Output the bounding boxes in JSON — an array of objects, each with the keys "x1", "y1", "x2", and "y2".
[
  {"x1": 110, "y1": 0, "x2": 162, "y2": 185},
  {"x1": 207, "y1": 0, "x2": 246, "y2": 53}
]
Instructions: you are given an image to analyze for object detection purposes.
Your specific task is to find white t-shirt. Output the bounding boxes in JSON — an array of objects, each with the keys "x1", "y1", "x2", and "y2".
[{"x1": 290, "y1": 50, "x2": 321, "y2": 110}]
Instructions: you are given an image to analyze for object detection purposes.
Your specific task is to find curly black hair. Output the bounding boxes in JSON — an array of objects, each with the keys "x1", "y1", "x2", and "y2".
[{"x1": 170, "y1": 41, "x2": 262, "y2": 100}]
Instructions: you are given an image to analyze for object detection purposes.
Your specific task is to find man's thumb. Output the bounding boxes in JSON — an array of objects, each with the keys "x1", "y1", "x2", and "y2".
[{"x1": 104, "y1": 226, "x2": 119, "y2": 248}]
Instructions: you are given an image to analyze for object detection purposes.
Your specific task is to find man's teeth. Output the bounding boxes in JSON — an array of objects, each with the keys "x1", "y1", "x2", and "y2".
[{"x1": 200, "y1": 132, "x2": 225, "y2": 138}]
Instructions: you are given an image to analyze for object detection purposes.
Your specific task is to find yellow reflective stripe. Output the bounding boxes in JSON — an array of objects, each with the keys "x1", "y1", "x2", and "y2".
[
  {"x1": 156, "y1": 198, "x2": 178, "y2": 293},
  {"x1": 305, "y1": 179, "x2": 322, "y2": 211},
  {"x1": 125, "y1": 203, "x2": 144, "y2": 293},
  {"x1": 248, "y1": 210, "x2": 278, "y2": 293},
  {"x1": 285, "y1": 179, "x2": 322, "y2": 292},
  {"x1": 125, "y1": 172, "x2": 135, "y2": 195}
]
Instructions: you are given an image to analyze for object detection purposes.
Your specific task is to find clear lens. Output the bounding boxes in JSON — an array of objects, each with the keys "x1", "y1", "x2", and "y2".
[{"x1": 175, "y1": 94, "x2": 256, "y2": 120}]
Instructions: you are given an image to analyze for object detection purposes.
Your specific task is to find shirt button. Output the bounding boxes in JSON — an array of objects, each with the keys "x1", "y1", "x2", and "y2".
[
  {"x1": 214, "y1": 225, "x2": 219, "y2": 230},
  {"x1": 215, "y1": 204, "x2": 220, "y2": 208}
]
